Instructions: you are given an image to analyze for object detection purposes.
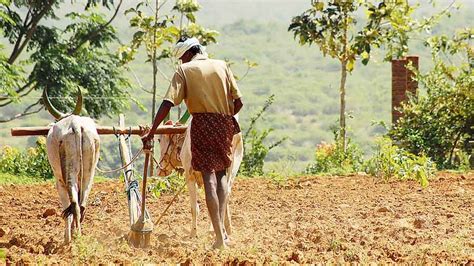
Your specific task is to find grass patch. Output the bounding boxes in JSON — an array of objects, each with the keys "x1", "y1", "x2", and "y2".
[
  {"x1": 0, "y1": 248, "x2": 6, "y2": 262},
  {"x1": 94, "y1": 175, "x2": 112, "y2": 183},
  {"x1": 72, "y1": 235, "x2": 104, "y2": 263},
  {"x1": 0, "y1": 172, "x2": 112, "y2": 185},
  {"x1": 0, "y1": 172, "x2": 49, "y2": 185}
]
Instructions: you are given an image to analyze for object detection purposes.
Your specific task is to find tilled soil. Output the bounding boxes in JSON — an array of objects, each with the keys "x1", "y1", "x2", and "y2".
[{"x1": 0, "y1": 173, "x2": 473, "y2": 264}]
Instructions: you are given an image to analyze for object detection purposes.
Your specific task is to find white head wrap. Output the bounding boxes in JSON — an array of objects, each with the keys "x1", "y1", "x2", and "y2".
[{"x1": 173, "y1": 37, "x2": 207, "y2": 59}]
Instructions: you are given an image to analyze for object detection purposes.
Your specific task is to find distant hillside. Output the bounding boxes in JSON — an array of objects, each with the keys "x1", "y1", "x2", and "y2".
[{"x1": 1, "y1": 0, "x2": 472, "y2": 171}]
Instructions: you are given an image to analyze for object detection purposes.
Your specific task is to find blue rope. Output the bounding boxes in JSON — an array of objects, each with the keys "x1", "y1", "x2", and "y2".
[{"x1": 126, "y1": 180, "x2": 139, "y2": 201}]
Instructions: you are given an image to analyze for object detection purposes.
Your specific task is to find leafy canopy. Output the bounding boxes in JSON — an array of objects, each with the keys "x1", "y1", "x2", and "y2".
[{"x1": 0, "y1": 0, "x2": 132, "y2": 120}]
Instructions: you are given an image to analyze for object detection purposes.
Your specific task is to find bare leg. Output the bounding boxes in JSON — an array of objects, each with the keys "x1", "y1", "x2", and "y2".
[
  {"x1": 215, "y1": 170, "x2": 230, "y2": 242},
  {"x1": 202, "y1": 171, "x2": 226, "y2": 249}
]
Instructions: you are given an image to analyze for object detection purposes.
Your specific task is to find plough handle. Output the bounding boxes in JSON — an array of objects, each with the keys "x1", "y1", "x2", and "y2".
[{"x1": 140, "y1": 140, "x2": 153, "y2": 219}]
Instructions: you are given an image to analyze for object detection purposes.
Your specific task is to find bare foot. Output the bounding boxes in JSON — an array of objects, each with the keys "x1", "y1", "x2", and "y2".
[{"x1": 212, "y1": 241, "x2": 227, "y2": 250}]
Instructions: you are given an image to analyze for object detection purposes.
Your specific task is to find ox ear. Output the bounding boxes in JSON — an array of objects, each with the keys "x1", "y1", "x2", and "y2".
[
  {"x1": 72, "y1": 88, "x2": 83, "y2": 115},
  {"x1": 42, "y1": 87, "x2": 66, "y2": 120}
]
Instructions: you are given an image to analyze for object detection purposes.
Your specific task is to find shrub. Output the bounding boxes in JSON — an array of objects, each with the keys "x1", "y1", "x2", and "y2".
[
  {"x1": 0, "y1": 137, "x2": 53, "y2": 179},
  {"x1": 390, "y1": 29, "x2": 473, "y2": 169},
  {"x1": 305, "y1": 130, "x2": 363, "y2": 175},
  {"x1": 365, "y1": 137, "x2": 435, "y2": 187},
  {"x1": 240, "y1": 94, "x2": 287, "y2": 177},
  {"x1": 149, "y1": 172, "x2": 185, "y2": 198}
]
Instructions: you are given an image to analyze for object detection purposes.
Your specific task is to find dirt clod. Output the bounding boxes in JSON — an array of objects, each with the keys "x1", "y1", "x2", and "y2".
[
  {"x1": 42, "y1": 208, "x2": 56, "y2": 218},
  {"x1": 414, "y1": 217, "x2": 426, "y2": 229},
  {"x1": 377, "y1": 206, "x2": 393, "y2": 213},
  {"x1": 0, "y1": 227, "x2": 10, "y2": 237}
]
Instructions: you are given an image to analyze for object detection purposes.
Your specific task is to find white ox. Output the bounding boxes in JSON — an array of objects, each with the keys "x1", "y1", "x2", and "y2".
[
  {"x1": 43, "y1": 89, "x2": 100, "y2": 243},
  {"x1": 157, "y1": 119, "x2": 243, "y2": 237}
]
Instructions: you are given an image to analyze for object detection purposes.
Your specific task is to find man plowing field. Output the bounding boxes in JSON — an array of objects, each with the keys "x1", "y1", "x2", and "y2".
[{"x1": 142, "y1": 37, "x2": 243, "y2": 249}]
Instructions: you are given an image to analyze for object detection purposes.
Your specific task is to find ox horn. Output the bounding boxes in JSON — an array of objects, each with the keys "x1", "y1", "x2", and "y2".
[
  {"x1": 42, "y1": 87, "x2": 65, "y2": 120},
  {"x1": 72, "y1": 88, "x2": 83, "y2": 115}
]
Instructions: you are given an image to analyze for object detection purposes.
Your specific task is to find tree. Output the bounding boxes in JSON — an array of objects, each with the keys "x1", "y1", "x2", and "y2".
[
  {"x1": 390, "y1": 28, "x2": 473, "y2": 168},
  {"x1": 288, "y1": 0, "x2": 453, "y2": 151},
  {"x1": 119, "y1": 0, "x2": 218, "y2": 123},
  {"x1": 0, "y1": 0, "x2": 131, "y2": 121}
]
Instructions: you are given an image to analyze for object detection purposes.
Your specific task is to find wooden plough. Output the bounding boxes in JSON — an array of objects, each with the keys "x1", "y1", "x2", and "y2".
[{"x1": 11, "y1": 114, "x2": 188, "y2": 248}]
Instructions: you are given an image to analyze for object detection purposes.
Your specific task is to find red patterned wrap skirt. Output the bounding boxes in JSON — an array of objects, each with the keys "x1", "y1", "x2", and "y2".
[{"x1": 190, "y1": 113, "x2": 240, "y2": 172}]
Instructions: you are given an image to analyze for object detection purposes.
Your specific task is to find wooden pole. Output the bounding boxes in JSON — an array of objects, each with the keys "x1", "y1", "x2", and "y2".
[
  {"x1": 11, "y1": 125, "x2": 187, "y2": 137},
  {"x1": 117, "y1": 114, "x2": 140, "y2": 226}
]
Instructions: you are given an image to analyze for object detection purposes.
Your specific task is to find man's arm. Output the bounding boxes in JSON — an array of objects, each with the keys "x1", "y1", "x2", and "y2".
[
  {"x1": 234, "y1": 98, "x2": 243, "y2": 115},
  {"x1": 143, "y1": 100, "x2": 174, "y2": 141}
]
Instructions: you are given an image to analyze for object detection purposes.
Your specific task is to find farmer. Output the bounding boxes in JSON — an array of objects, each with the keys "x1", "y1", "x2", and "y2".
[{"x1": 142, "y1": 36, "x2": 243, "y2": 249}]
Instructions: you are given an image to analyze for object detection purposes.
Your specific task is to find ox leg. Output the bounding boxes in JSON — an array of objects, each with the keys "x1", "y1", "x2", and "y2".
[
  {"x1": 186, "y1": 177, "x2": 199, "y2": 238},
  {"x1": 224, "y1": 203, "x2": 232, "y2": 236},
  {"x1": 203, "y1": 171, "x2": 226, "y2": 249},
  {"x1": 79, "y1": 138, "x2": 100, "y2": 222},
  {"x1": 57, "y1": 182, "x2": 73, "y2": 244}
]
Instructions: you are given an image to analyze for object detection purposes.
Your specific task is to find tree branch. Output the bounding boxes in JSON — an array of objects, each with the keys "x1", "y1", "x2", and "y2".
[
  {"x1": 0, "y1": 83, "x2": 37, "y2": 107},
  {"x1": 0, "y1": 80, "x2": 35, "y2": 101},
  {"x1": 68, "y1": 0, "x2": 123, "y2": 55},
  {"x1": 8, "y1": 0, "x2": 55, "y2": 64},
  {"x1": 0, "y1": 100, "x2": 42, "y2": 123},
  {"x1": 9, "y1": 8, "x2": 32, "y2": 57}
]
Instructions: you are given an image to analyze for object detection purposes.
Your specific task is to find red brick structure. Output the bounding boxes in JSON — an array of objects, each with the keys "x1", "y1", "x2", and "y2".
[{"x1": 391, "y1": 56, "x2": 419, "y2": 124}]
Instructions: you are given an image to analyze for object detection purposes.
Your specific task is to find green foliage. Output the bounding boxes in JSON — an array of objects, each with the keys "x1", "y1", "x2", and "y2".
[
  {"x1": 149, "y1": 172, "x2": 185, "y2": 197},
  {"x1": 30, "y1": 12, "x2": 130, "y2": 118},
  {"x1": 240, "y1": 95, "x2": 287, "y2": 177},
  {"x1": 0, "y1": 137, "x2": 53, "y2": 179},
  {"x1": 288, "y1": 0, "x2": 451, "y2": 151},
  {"x1": 289, "y1": 1, "x2": 359, "y2": 67},
  {"x1": 390, "y1": 28, "x2": 473, "y2": 169},
  {"x1": 0, "y1": 0, "x2": 130, "y2": 120},
  {"x1": 0, "y1": 172, "x2": 49, "y2": 185},
  {"x1": 72, "y1": 235, "x2": 104, "y2": 263},
  {"x1": 0, "y1": 46, "x2": 24, "y2": 100},
  {"x1": 121, "y1": 0, "x2": 218, "y2": 64},
  {"x1": 120, "y1": 0, "x2": 219, "y2": 120},
  {"x1": 305, "y1": 129, "x2": 363, "y2": 175},
  {"x1": 365, "y1": 137, "x2": 435, "y2": 187}
]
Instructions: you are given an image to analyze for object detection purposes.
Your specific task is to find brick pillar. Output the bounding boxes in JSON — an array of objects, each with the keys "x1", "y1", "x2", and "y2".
[
  {"x1": 391, "y1": 56, "x2": 419, "y2": 124},
  {"x1": 406, "y1": 56, "x2": 419, "y2": 95}
]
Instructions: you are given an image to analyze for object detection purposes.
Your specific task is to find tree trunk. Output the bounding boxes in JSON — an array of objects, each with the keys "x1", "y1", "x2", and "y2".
[
  {"x1": 152, "y1": 55, "x2": 157, "y2": 122},
  {"x1": 339, "y1": 60, "x2": 347, "y2": 152},
  {"x1": 151, "y1": 0, "x2": 160, "y2": 124}
]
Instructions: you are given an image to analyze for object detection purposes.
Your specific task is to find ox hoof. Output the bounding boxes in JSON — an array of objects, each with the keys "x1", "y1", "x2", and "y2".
[
  {"x1": 189, "y1": 229, "x2": 197, "y2": 238},
  {"x1": 212, "y1": 241, "x2": 227, "y2": 250}
]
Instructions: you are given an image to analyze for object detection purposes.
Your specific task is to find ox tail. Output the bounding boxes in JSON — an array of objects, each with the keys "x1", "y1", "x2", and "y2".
[
  {"x1": 75, "y1": 125, "x2": 83, "y2": 206},
  {"x1": 73, "y1": 125, "x2": 84, "y2": 229},
  {"x1": 62, "y1": 203, "x2": 77, "y2": 219},
  {"x1": 58, "y1": 125, "x2": 83, "y2": 230}
]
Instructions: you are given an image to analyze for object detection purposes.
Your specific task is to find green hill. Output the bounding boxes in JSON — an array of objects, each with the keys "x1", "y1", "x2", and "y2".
[{"x1": 1, "y1": 0, "x2": 472, "y2": 171}]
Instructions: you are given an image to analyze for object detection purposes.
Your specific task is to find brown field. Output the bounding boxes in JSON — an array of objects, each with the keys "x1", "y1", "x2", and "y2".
[{"x1": 0, "y1": 172, "x2": 473, "y2": 264}]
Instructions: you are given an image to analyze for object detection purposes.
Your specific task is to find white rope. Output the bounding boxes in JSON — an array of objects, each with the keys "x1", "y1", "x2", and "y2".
[{"x1": 96, "y1": 148, "x2": 143, "y2": 174}]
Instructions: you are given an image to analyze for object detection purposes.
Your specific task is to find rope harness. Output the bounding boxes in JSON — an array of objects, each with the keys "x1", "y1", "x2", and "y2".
[
  {"x1": 94, "y1": 127, "x2": 188, "y2": 227},
  {"x1": 95, "y1": 147, "x2": 143, "y2": 174},
  {"x1": 155, "y1": 134, "x2": 186, "y2": 174}
]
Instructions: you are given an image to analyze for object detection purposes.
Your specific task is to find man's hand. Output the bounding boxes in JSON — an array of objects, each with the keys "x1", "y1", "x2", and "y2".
[
  {"x1": 141, "y1": 132, "x2": 154, "y2": 151},
  {"x1": 141, "y1": 132, "x2": 154, "y2": 145},
  {"x1": 142, "y1": 101, "x2": 174, "y2": 147}
]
